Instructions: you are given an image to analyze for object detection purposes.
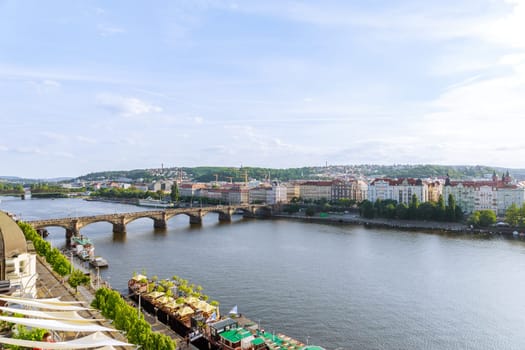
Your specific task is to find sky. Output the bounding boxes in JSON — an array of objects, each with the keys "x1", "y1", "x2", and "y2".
[{"x1": 1, "y1": 0, "x2": 525, "y2": 178}]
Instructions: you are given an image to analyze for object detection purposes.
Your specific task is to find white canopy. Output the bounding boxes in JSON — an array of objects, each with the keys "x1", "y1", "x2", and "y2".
[
  {"x1": 0, "y1": 331, "x2": 134, "y2": 349},
  {"x1": 0, "y1": 306, "x2": 105, "y2": 322},
  {"x1": 0, "y1": 296, "x2": 90, "y2": 311},
  {"x1": 0, "y1": 315, "x2": 116, "y2": 332},
  {"x1": 0, "y1": 294, "x2": 85, "y2": 304}
]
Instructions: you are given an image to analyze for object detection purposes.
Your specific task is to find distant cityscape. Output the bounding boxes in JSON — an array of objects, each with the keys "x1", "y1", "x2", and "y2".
[{"x1": 3, "y1": 164, "x2": 525, "y2": 216}]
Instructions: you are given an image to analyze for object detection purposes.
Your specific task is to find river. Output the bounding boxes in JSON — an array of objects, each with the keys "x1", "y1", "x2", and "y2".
[{"x1": 2, "y1": 197, "x2": 525, "y2": 350}]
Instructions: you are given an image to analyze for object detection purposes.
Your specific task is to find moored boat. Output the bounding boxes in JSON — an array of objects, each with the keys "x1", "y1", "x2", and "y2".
[
  {"x1": 70, "y1": 235, "x2": 95, "y2": 261},
  {"x1": 127, "y1": 273, "x2": 313, "y2": 350},
  {"x1": 90, "y1": 256, "x2": 109, "y2": 268},
  {"x1": 138, "y1": 197, "x2": 174, "y2": 208}
]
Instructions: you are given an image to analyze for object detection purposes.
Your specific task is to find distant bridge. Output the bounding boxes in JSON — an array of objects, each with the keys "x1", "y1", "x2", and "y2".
[{"x1": 27, "y1": 205, "x2": 272, "y2": 239}]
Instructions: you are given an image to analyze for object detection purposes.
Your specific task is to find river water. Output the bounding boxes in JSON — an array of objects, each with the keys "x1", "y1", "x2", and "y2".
[{"x1": 2, "y1": 197, "x2": 525, "y2": 350}]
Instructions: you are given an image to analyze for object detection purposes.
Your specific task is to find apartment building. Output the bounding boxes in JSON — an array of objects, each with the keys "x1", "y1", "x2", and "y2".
[
  {"x1": 331, "y1": 179, "x2": 369, "y2": 202},
  {"x1": 443, "y1": 173, "x2": 525, "y2": 215},
  {"x1": 299, "y1": 181, "x2": 333, "y2": 201},
  {"x1": 368, "y1": 178, "x2": 429, "y2": 205}
]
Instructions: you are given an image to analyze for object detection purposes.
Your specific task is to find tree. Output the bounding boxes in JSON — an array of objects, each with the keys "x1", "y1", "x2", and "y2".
[
  {"x1": 305, "y1": 207, "x2": 316, "y2": 216},
  {"x1": 505, "y1": 203, "x2": 521, "y2": 226},
  {"x1": 467, "y1": 211, "x2": 481, "y2": 227},
  {"x1": 446, "y1": 194, "x2": 457, "y2": 221},
  {"x1": 408, "y1": 194, "x2": 419, "y2": 219},
  {"x1": 469, "y1": 210, "x2": 496, "y2": 227},
  {"x1": 359, "y1": 200, "x2": 375, "y2": 219},
  {"x1": 395, "y1": 203, "x2": 408, "y2": 219},
  {"x1": 68, "y1": 269, "x2": 90, "y2": 293},
  {"x1": 170, "y1": 183, "x2": 179, "y2": 202},
  {"x1": 384, "y1": 203, "x2": 396, "y2": 219},
  {"x1": 435, "y1": 195, "x2": 446, "y2": 221},
  {"x1": 455, "y1": 205, "x2": 464, "y2": 222},
  {"x1": 418, "y1": 202, "x2": 435, "y2": 220},
  {"x1": 478, "y1": 210, "x2": 497, "y2": 227}
]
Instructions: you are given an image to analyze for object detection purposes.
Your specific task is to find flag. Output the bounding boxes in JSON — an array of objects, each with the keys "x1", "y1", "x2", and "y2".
[
  {"x1": 228, "y1": 305, "x2": 238, "y2": 315},
  {"x1": 206, "y1": 312, "x2": 217, "y2": 323}
]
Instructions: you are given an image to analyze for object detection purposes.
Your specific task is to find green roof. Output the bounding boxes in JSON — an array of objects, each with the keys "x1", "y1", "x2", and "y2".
[
  {"x1": 220, "y1": 328, "x2": 252, "y2": 343},
  {"x1": 251, "y1": 337, "x2": 265, "y2": 345}
]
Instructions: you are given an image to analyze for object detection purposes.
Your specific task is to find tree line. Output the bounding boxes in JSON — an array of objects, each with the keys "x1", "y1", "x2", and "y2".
[
  {"x1": 92, "y1": 288, "x2": 176, "y2": 350},
  {"x1": 18, "y1": 221, "x2": 90, "y2": 290},
  {"x1": 0, "y1": 182, "x2": 24, "y2": 194},
  {"x1": 359, "y1": 194, "x2": 464, "y2": 222}
]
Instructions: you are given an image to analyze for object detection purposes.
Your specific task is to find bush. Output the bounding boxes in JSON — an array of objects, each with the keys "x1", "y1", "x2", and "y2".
[{"x1": 92, "y1": 288, "x2": 176, "y2": 350}]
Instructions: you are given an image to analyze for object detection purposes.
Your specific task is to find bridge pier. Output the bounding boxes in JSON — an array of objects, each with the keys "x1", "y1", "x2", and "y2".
[
  {"x1": 189, "y1": 216, "x2": 202, "y2": 225},
  {"x1": 65, "y1": 229, "x2": 77, "y2": 242},
  {"x1": 218, "y1": 212, "x2": 232, "y2": 222},
  {"x1": 153, "y1": 219, "x2": 167, "y2": 229},
  {"x1": 112, "y1": 223, "x2": 126, "y2": 234}
]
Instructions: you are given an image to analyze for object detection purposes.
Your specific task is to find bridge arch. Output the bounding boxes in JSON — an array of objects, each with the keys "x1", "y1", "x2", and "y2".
[{"x1": 27, "y1": 205, "x2": 272, "y2": 237}]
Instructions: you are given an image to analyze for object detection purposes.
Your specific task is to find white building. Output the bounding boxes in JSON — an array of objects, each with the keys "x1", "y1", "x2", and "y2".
[
  {"x1": 266, "y1": 182, "x2": 288, "y2": 204},
  {"x1": 368, "y1": 178, "x2": 429, "y2": 205},
  {"x1": 0, "y1": 211, "x2": 38, "y2": 298},
  {"x1": 443, "y1": 173, "x2": 525, "y2": 215}
]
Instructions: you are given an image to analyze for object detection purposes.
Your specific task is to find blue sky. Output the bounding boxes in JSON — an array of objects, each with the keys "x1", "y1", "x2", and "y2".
[{"x1": 1, "y1": 0, "x2": 525, "y2": 178}]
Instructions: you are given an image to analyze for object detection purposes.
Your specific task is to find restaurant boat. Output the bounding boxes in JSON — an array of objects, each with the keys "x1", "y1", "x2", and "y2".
[{"x1": 127, "y1": 273, "x2": 313, "y2": 350}]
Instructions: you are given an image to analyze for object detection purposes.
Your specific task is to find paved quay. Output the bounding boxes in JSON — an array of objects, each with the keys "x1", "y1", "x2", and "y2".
[{"x1": 35, "y1": 255, "x2": 197, "y2": 349}]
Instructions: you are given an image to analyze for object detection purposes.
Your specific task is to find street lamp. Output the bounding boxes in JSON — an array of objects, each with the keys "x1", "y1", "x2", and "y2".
[{"x1": 138, "y1": 292, "x2": 142, "y2": 319}]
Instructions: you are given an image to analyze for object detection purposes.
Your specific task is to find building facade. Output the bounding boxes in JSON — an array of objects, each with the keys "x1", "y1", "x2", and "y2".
[
  {"x1": 299, "y1": 181, "x2": 333, "y2": 201},
  {"x1": 0, "y1": 211, "x2": 38, "y2": 298},
  {"x1": 368, "y1": 178, "x2": 429, "y2": 205},
  {"x1": 443, "y1": 173, "x2": 525, "y2": 215}
]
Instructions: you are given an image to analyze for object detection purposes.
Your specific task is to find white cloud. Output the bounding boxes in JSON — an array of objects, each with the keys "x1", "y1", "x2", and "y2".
[
  {"x1": 75, "y1": 136, "x2": 97, "y2": 144},
  {"x1": 0, "y1": 64, "x2": 127, "y2": 84},
  {"x1": 30, "y1": 79, "x2": 61, "y2": 94},
  {"x1": 97, "y1": 24, "x2": 125, "y2": 36},
  {"x1": 97, "y1": 94, "x2": 163, "y2": 117},
  {"x1": 40, "y1": 131, "x2": 67, "y2": 142},
  {"x1": 193, "y1": 116, "x2": 204, "y2": 124},
  {"x1": 13, "y1": 147, "x2": 45, "y2": 155}
]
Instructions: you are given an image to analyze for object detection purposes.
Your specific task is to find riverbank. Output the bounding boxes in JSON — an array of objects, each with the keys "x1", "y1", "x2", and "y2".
[
  {"x1": 272, "y1": 212, "x2": 519, "y2": 236},
  {"x1": 81, "y1": 197, "x2": 515, "y2": 236}
]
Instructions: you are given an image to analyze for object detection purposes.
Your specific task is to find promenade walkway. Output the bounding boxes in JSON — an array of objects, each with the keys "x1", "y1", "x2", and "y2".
[{"x1": 35, "y1": 256, "x2": 197, "y2": 349}]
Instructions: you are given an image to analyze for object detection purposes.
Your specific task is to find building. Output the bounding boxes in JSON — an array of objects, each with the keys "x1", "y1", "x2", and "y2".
[
  {"x1": 427, "y1": 180, "x2": 443, "y2": 202},
  {"x1": 179, "y1": 183, "x2": 207, "y2": 198},
  {"x1": 331, "y1": 179, "x2": 352, "y2": 201},
  {"x1": 249, "y1": 185, "x2": 271, "y2": 204},
  {"x1": 284, "y1": 182, "x2": 301, "y2": 202},
  {"x1": 443, "y1": 172, "x2": 525, "y2": 215},
  {"x1": 331, "y1": 179, "x2": 369, "y2": 202},
  {"x1": 151, "y1": 180, "x2": 174, "y2": 193},
  {"x1": 368, "y1": 178, "x2": 429, "y2": 205},
  {"x1": 268, "y1": 182, "x2": 288, "y2": 204},
  {"x1": 225, "y1": 185, "x2": 249, "y2": 204},
  {"x1": 299, "y1": 181, "x2": 333, "y2": 201},
  {"x1": 0, "y1": 211, "x2": 38, "y2": 298}
]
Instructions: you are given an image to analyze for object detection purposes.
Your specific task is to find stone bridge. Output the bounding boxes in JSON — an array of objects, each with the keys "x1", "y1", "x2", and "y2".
[{"x1": 27, "y1": 205, "x2": 272, "y2": 240}]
